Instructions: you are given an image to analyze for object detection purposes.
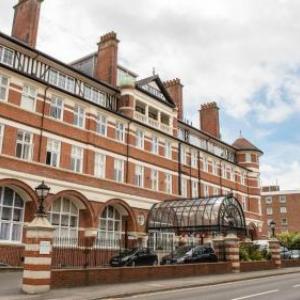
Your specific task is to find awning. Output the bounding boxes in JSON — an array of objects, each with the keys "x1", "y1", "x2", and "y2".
[{"x1": 146, "y1": 194, "x2": 247, "y2": 235}]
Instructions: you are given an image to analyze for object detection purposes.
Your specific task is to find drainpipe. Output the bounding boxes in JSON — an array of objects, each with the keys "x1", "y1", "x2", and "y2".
[{"x1": 125, "y1": 120, "x2": 131, "y2": 183}]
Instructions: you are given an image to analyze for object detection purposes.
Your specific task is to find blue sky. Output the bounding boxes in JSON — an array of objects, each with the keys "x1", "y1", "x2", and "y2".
[{"x1": 1, "y1": 0, "x2": 300, "y2": 189}]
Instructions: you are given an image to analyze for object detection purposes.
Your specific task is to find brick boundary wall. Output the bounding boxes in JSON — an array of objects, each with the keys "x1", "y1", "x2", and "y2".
[
  {"x1": 51, "y1": 262, "x2": 231, "y2": 288},
  {"x1": 240, "y1": 261, "x2": 276, "y2": 272},
  {"x1": 282, "y1": 260, "x2": 300, "y2": 268}
]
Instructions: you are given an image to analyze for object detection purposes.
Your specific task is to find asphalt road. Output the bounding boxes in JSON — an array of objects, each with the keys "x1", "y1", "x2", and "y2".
[{"x1": 116, "y1": 273, "x2": 300, "y2": 300}]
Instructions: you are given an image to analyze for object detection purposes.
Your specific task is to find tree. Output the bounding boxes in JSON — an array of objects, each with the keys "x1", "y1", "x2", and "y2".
[{"x1": 277, "y1": 232, "x2": 300, "y2": 249}]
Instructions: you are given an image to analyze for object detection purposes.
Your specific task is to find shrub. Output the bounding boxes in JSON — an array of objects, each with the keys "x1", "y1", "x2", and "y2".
[{"x1": 239, "y1": 243, "x2": 270, "y2": 261}]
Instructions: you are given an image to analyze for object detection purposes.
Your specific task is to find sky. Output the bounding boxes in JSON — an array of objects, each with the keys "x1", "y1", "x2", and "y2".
[{"x1": 1, "y1": 0, "x2": 300, "y2": 190}]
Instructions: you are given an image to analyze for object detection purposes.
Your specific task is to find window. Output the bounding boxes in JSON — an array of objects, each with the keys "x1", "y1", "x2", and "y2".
[
  {"x1": 165, "y1": 174, "x2": 172, "y2": 194},
  {"x1": 21, "y1": 85, "x2": 36, "y2": 111},
  {"x1": 73, "y1": 105, "x2": 85, "y2": 128},
  {"x1": 114, "y1": 159, "x2": 124, "y2": 183},
  {"x1": 70, "y1": 146, "x2": 83, "y2": 173},
  {"x1": 116, "y1": 122, "x2": 125, "y2": 142},
  {"x1": 136, "y1": 129, "x2": 144, "y2": 149},
  {"x1": 164, "y1": 141, "x2": 172, "y2": 159},
  {"x1": 280, "y1": 207, "x2": 287, "y2": 214},
  {"x1": 48, "y1": 197, "x2": 78, "y2": 242},
  {"x1": 230, "y1": 167, "x2": 235, "y2": 181},
  {"x1": 265, "y1": 196, "x2": 272, "y2": 204},
  {"x1": 135, "y1": 165, "x2": 144, "y2": 187},
  {"x1": 180, "y1": 146, "x2": 187, "y2": 165},
  {"x1": 46, "y1": 139, "x2": 60, "y2": 167},
  {"x1": 97, "y1": 206, "x2": 121, "y2": 248},
  {"x1": 50, "y1": 95, "x2": 63, "y2": 120},
  {"x1": 204, "y1": 185, "x2": 209, "y2": 197},
  {"x1": 83, "y1": 84, "x2": 107, "y2": 107},
  {"x1": 181, "y1": 178, "x2": 188, "y2": 197},
  {"x1": 151, "y1": 136, "x2": 159, "y2": 154},
  {"x1": 48, "y1": 69, "x2": 75, "y2": 93},
  {"x1": 0, "y1": 46, "x2": 14, "y2": 66},
  {"x1": 149, "y1": 231, "x2": 175, "y2": 252},
  {"x1": 191, "y1": 150, "x2": 198, "y2": 168},
  {"x1": 16, "y1": 130, "x2": 32, "y2": 160},
  {"x1": 96, "y1": 113, "x2": 107, "y2": 136},
  {"x1": 0, "y1": 124, "x2": 4, "y2": 153},
  {"x1": 0, "y1": 187, "x2": 24, "y2": 242},
  {"x1": 241, "y1": 172, "x2": 246, "y2": 185},
  {"x1": 203, "y1": 157, "x2": 208, "y2": 172},
  {"x1": 245, "y1": 153, "x2": 251, "y2": 162},
  {"x1": 279, "y1": 195, "x2": 286, "y2": 203},
  {"x1": 266, "y1": 207, "x2": 273, "y2": 215},
  {"x1": 0, "y1": 74, "x2": 9, "y2": 101},
  {"x1": 212, "y1": 160, "x2": 218, "y2": 175},
  {"x1": 151, "y1": 169, "x2": 158, "y2": 191},
  {"x1": 241, "y1": 195, "x2": 248, "y2": 211},
  {"x1": 213, "y1": 187, "x2": 219, "y2": 196},
  {"x1": 192, "y1": 180, "x2": 198, "y2": 198},
  {"x1": 95, "y1": 153, "x2": 106, "y2": 178}
]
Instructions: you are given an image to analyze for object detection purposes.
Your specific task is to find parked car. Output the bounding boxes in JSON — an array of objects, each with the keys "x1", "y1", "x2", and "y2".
[
  {"x1": 280, "y1": 246, "x2": 291, "y2": 259},
  {"x1": 161, "y1": 245, "x2": 217, "y2": 265},
  {"x1": 160, "y1": 245, "x2": 193, "y2": 265},
  {"x1": 290, "y1": 250, "x2": 300, "y2": 259},
  {"x1": 184, "y1": 246, "x2": 218, "y2": 264},
  {"x1": 110, "y1": 248, "x2": 158, "y2": 267}
]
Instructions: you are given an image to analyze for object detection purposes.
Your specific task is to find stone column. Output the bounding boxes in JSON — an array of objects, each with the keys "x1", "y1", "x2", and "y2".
[
  {"x1": 22, "y1": 216, "x2": 54, "y2": 294},
  {"x1": 269, "y1": 238, "x2": 281, "y2": 269},
  {"x1": 224, "y1": 233, "x2": 240, "y2": 273},
  {"x1": 212, "y1": 234, "x2": 225, "y2": 261}
]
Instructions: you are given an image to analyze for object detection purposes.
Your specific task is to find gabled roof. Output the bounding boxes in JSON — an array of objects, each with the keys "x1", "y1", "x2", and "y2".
[
  {"x1": 135, "y1": 75, "x2": 176, "y2": 108},
  {"x1": 232, "y1": 137, "x2": 263, "y2": 154}
]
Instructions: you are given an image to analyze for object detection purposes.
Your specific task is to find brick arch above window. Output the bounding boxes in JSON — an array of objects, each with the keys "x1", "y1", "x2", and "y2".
[
  {"x1": 98, "y1": 198, "x2": 138, "y2": 232},
  {"x1": 46, "y1": 190, "x2": 96, "y2": 228}
]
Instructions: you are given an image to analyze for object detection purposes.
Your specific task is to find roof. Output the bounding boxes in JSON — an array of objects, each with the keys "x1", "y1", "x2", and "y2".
[
  {"x1": 135, "y1": 75, "x2": 176, "y2": 108},
  {"x1": 232, "y1": 137, "x2": 263, "y2": 154},
  {"x1": 146, "y1": 195, "x2": 247, "y2": 234}
]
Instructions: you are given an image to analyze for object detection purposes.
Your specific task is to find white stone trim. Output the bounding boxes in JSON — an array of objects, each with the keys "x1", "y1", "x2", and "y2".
[
  {"x1": 24, "y1": 257, "x2": 51, "y2": 265},
  {"x1": 23, "y1": 270, "x2": 51, "y2": 279},
  {"x1": 22, "y1": 284, "x2": 50, "y2": 294}
]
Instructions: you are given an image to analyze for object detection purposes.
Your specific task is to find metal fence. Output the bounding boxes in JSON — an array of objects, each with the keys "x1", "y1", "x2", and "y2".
[{"x1": 51, "y1": 237, "x2": 123, "y2": 269}]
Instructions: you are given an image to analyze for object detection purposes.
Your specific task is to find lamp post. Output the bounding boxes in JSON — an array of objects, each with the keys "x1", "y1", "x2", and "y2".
[
  {"x1": 270, "y1": 220, "x2": 276, "y2": 238},
  {"x1": 35, "y1": 180, "x2": 50, "y2": 216}
]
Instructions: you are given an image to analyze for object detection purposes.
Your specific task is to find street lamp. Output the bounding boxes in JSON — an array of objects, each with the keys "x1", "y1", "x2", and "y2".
[
  {"x1": 270, "y1": 220, "x2": 276, "y2": 238},
  {"x1": 35, "y1": 181, "x2": 50, "y2": 216}
]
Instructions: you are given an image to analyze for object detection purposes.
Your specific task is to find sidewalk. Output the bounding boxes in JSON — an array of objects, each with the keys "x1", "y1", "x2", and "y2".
[{"x1": 1, "y1": 267, "x2": 300, "y2": 300}]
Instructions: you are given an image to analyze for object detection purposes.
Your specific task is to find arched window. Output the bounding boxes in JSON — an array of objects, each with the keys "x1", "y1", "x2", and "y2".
[
  {"x1": 0, "y1": 187, "x2": 25, "y2": 242},
  {"x1": 97, "y1": 205, "x2": 121, "y2": 248},
  {"x1": 48, "y1": 197, "x2": 79, "y2": 242}
]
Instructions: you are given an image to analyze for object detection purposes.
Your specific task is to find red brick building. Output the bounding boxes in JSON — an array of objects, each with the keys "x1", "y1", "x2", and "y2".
[
  {"x1": 0, "y1": 0, "x2": 263, "y2": 262},
  {"x1": 261, "y1": 186, "x2": 300, "y2": 237}
]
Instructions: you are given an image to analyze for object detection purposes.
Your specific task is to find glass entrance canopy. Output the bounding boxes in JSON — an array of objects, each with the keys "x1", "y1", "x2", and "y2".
[{"x1": 147, "y1": 195, "x2": 247, "y2": 235}]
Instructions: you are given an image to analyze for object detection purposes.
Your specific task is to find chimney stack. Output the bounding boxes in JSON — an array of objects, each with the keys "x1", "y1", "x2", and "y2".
[
  {"x1": 163, "y1": 78, "x2": 183, "y2": 120},
  {"x1": 199, "y1": 102, "x2": 220, "y2": 139},
  {"x1": 95, "y1": 32, "x2": 119, "y2": 87},
  {"x1": 11, "y1": 0, "x2": 43, "y2": 48}
]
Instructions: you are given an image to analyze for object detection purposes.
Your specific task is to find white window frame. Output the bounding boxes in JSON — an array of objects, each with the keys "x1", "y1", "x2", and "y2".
[
  {"x1": 71, "y1": 145, "x2": 83, "y2": 173},
  {"x1": 95, "y1": 153, "x2": 106, "y2": 178},
  {"x1": 180, "y1": 146, "x2": 187, "y2": 165},
  {"x1": 0, "y1": 46, "x2": 14, "y2": 66},
  {"x1": 136, "y1": 129, "x2": 144, "y2": 149},
  {"x1": 212, "y1": 160, "x2": 218, "y2": 175},
  {"x1": 116, "y1": 121, "x2": 125, "y2": 142},
  {"x1": 266, "y1": 207, "x2": 273, "y2": 215},
  {"x1": 279, "y1": 195, "x2": 286, "y2": 203},
  {"x1": 50, "y1": 95, "x2": 64, "y2": 120},
  {"x1": 0, "y1": 124, "x2": 4, "y2": 153},
  {"x1": 203, "y1": 157, "x2": 209, "y2": 172},
  {"x1": 114, "y1": 159, "x2": 124, "y2": 183},
  {"x1": 204, "y1": 185, "x2": 209, "y2": 197},
  {"x1": 181, "y1": 178, "x2": 188, "y2": 197},
  {"x1": 241, "y1": 195, "x2": 248, "y2": 211},
  {"x1": 164, "y1": 141, "x2": 172, "y2": 159},
  {"x1": 191, "y1": 180, "x2": 198, "y2": 198},
  {"x1": 46, "y1": 139, "x2": 61, "y2": 168},
  {"x1": 191, "y1": 150, "x2": 198, "y2": 168},
  {"x1": 165, "y1": 173, "x2": 172, "y2": 194},
  {"x1": 241, "y1": 172, "x2": 247, "y2": 185},
  {"x1": 96, "y1": 113, "x2": 107, "y2": 136},
  {"x1": 21, "y1": 84, "x2": 36, "y2": 111},
  {"x1": 151, "y1": 135, "x2": 159, "y2": 154},
  {"x1": 0, "y1": 187, "x2": 25, "y2": 242},
  {"x1": 151, "y1": 169, "x2": 159, "y2": 191},
  {"x1": 73, "y1": 105, "x2": 85, "y2": 128},
  {"x1": 0, "y1": 74, "x2": 9, "y2": 102},
  {"x1": 265, "y1": 196, "x2": 272, "y2": 204},
  {"x1": 135, "y1": 165, "x2": 144, "y2": 187},
  {"x1": 15, "y1": 130, "x2": 33, "y2": 161},
  {"x1": 48, "y1": 69, "x2": 75, "y2": 93},
  {"x1": 280, "y1": 206, "x2": 287, "y2": 214}
]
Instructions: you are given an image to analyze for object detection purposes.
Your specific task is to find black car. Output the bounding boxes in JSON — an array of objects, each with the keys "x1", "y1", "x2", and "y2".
[
  {"x1": 184, "y1": 246, "x2": 218, "y2": 264},
  {"x1": 161, "y1": 245, "x2": 194, "y2": 265},
  {"x1": 110, "y1": 248, "x2": 158, "y2": 267}
]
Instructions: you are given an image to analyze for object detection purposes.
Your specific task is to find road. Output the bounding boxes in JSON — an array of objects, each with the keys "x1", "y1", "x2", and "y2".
[{"x1": 115, "y1": 273, "x2": 300, "y2": 300}]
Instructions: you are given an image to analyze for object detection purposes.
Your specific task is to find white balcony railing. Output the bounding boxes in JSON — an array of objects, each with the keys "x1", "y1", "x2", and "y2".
[
  {"x1": 134, "y1": 111, "x2": 148, "y2": 123},
  {"x1": 148, "y1": 117, "x2": 159, "y2": 128}
]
